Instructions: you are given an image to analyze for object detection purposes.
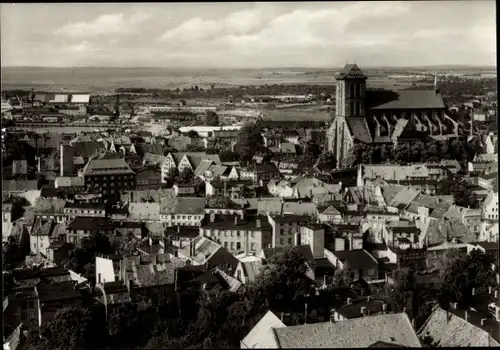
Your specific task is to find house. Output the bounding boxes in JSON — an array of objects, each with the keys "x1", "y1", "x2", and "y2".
[
  {"x1": 64, "y1": 202, "x2": 106, "y2": 220},
  {"x1": 161, "y1": 152, "x2": 221, "y2": 182},
  {"x1": 417, "y1": 305, "x2": 500, "y2": 347},
  {"x1": 135, "y1": 166, "x2": 162, "y2": 189},
  {"x1": 54, "y1": 176, "x2": 85, "y2": 189},
  {"x1": 37, "y1": 280, "x2": 85, "y2": 326},
  {"x1": 94, "y1": 281, "x2": 131, "y2": 317},
  {"x1": 30, "y1": 217, "x2": 65, "y2": 257},
  {"x1": 66, "y1": 217, "x2": 115, "y2": 246},
  {"x1": 240, "y1": 163, "x2": 280, "y2": 183},
  {"x1": 240, "y1": 310, "x2": 286, "y2": 349},
  {"x1": 331, "y1": 296, "x2": 387, "y2": 321},
  {"x1": 201, "y1": 213, "x2": 272, "y2": 255},
  {"x1": 178, "y1": 236, "x2": 239, "y2": 273},
  {"x1": 46, "y1": 240, "x2": 72, "y2": 265},
  {"x1": 95, "y1": 255, "x2": 124, "y2": 285},
  {"x1": 325, "y1": 249, "x2": 379, "y2": 280},
  {"x1": 2, "y1": 180, "x2": 40, "y2": 205},
  {"x1": 3, "y1": 287, "x2": 40, "y2": 330},
  {"x1": 81, "y1": 157, "x2": 136, "y2": 197},
  {"x1": 173, "y1": 183, "x2": 196, "y2": 196},
  {"x1": 344, "y1": 186, "x2": 385, "y2": 206},
  {"x1": 33, "y1": 198, "x2": 67, "y2": 223},
  {"x1": 234, "y1": 260, "x2": 263, "y2": 284},
  {"x1": 467, "y1": 241, "x2": 499, "y2": 261},
  {"x1": 426, "y1": 241, "x2": 469, "y2": 270},
  {"x1": 317, "y1": 206, "x2": 343, "y2": 224},
  {"x1": 160, "y1": 197, "x2": 206, "y2": 226},
  {"x1": 265, "y1": 313, "x2": 421, "y2": 348},
  {"x1": 482, "y1": 192, "x2": 499, "y2": 221},
  {"x1": 12, "y1": 160, "x2": 28, "y2": 179}
]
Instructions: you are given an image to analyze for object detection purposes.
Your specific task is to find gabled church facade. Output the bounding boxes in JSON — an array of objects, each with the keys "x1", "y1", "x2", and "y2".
[{"x1": 326, "y1": 64, "x2": 459, "y2": 167}]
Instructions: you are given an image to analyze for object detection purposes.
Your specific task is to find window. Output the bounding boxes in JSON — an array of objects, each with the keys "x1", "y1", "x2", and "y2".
[
  {"x1": 230, "y1": 242, "x2": 235, "y2": 250},
  {"x1": 236, "y1": 242, "x2": 241, "y2": 250},
  {"x1": 188, "y1": 216, "x2": 192, "y2": 220},
  {"x1": 225, "y1": 231, "x2": 228, "y2": 237},
  {"x1": 237, "y1": 231, "x2": 240, "y2": 237},
  {"x1": 251, "y1": 231, "x2": 255, "y2": 238},
  {"x1": 367, "y1": 268, "x2": 375, "y2": 276},
  {"x1": 231, "y1": 231, "x2": 235, "y2": 237},
  {"x1": 288, "y1": 238, "x2": 292, "y2": 244},
  {"x1": 251, "y1": 243, "x2": 256, "y2": 251}
]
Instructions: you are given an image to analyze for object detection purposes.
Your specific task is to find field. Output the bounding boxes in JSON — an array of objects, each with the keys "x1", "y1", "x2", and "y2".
[{"x1": 3, "y1": 66, "x2": 495, "y2": 94}]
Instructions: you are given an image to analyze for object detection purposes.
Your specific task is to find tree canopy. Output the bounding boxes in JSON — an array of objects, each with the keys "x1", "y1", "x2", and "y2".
[{"x1": 235, "y1": 122, "x2": 263, "y2": 163}]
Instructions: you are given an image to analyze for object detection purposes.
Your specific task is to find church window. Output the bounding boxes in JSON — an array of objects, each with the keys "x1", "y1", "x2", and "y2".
[
  {"x1": 350, "y1": 101, "x2": 355, "y2": 116},
  {"x1": 351, "y1": 83, "x2": 356, "y2": 98}
]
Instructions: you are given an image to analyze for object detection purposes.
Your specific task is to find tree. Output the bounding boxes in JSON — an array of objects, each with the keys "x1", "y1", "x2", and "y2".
[
  {"x1": 108, "y1": 302, "x2": 158, "y2": 348},
  {"x1": 438, "y1": 249, "x2": 497, "y2": 308},
  {"x1": 305, "y1": 139, "x2": 321, "y2": 159},
  {"x1": 236, "y1": 122, "x2": 263, "y2": 163},
  {"x1": 219, "y1": 150, "x2": 240, "y2": 163},
  {"x1": 205, "y1": 111, "x2": 219, "y2": 126},
  {"x1": 318, "y1": 151, "x2": 337, "y2": 170},
  {"x1": 35, "y1": 306, "x2": 107, "y2": 350}
]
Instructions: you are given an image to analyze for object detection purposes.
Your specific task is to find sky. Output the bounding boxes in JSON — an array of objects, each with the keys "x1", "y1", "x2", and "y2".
[{"x1": 1, "y1": 1, "x2": 496, "y2": 68}]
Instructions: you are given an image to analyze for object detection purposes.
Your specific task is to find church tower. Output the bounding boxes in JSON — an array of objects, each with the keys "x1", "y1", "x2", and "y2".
[{"x1": 326, "y1": 63, "x2": 368, "y2": 168}]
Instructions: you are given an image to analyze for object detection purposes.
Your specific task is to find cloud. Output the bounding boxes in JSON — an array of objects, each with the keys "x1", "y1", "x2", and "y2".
[
  {"x1": 69, "y1": 41, "x2": 92, "y2": 52},
  {"x1": 158, "y1": 2, "x2": 411, "y2": 53},
  {"x1": 55, "y1": 10, "x2": 150, "y2": 38}
]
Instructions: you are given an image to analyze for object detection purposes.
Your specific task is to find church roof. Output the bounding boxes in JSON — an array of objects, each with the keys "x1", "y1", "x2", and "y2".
[
  {"x1": 345, "y1": 117, "x2": 373, "y2": 143},
  {"x1": 370, "y1": 90, "x2": 446, "y2": 110},
  {"x1": 336, "y1": 63, "x2": 367, "y2": 80}
]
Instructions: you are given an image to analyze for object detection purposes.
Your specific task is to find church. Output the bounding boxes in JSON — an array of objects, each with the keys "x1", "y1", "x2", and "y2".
[{"x1": 326, "y1": 64, "x2": 459, "y2": 167}]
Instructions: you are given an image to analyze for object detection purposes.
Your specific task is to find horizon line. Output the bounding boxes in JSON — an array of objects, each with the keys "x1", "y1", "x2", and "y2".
[{"x1": 2, "y1": 64, "x2": 497, "y2": 70}]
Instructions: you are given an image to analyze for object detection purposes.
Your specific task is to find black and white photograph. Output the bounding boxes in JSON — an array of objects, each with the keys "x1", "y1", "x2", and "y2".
[{"x1": 1, "y1": 1, "x2": 498, "y2": 349}]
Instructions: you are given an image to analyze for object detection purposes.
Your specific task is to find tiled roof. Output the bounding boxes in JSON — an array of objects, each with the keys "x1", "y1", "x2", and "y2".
[
  {"x1": 3, "y1": 180, "x2": 38, "y2": 192},
  {"x1": 143, "y1": 152, "x2": 167, "y2": 166},
  {"x1": 387, "y1": 187, "x2": 420, "y2": 208},
  {"x1": 194, "y1": 159, "x2": 214, "y2": 176},
  {"x1": 33, "y1": 198, "x2": 66, "y2": 214},
  {"x1": 418, "y1": 306, "x2": 500, "y2": 347},
  {"x1": 273, "y1": 313, "x2": 421, "y2": 348},
  {"x1": 170, "y1": 152, "x2": 221, "y2": 169},
  {"x1": 55, "y1": 176, "x2": 84, "y2": 188},
  {"x1": 332, "y1": 249, "x2": 378, "y2": 270},
  {"x1": 82, "y1": 157, "x2": 134, "y2": 176},
  {"x1": 179, "y1": 236, "x2": 221, "y2": 264},
  {"x1": 240, "y1": 260, "x2": 263, "y2": 283},
  {"x1": 424, "y1": 217, "x2": 476, "y2": 245},
  {"x1": 242, "y1": 310, "x2": 286, "y2": 348},
  {"x1": 160, "y1": 197, "x2": 206, "y2": 215},
  {"x1": 213, "y1": 267, "x2": 242, "y2": 292},
  {"x1": 371, "y1": 90, "x2": 446, "y2": 110},
  {"x1": 128, "y1": 203, "x2": 160, "y2": 221},
  {"x1": 345, "y1": 117, "x2": 373, "y2": 143},
  {"x1": 121, "y1": 188, "x2": 175, "y2": 203},
  {"x1": 257, "y1": 200, "x2": 317, "y2": 216},
  {"x1": 336, "y1": 63, "x2": 367, "y2": 80},
  {"x1": 320, "y1": 205, "x2": 341, "y2": 215}
]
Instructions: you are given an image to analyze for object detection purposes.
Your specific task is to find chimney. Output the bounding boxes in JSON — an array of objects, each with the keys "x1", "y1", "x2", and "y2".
[
  {"x1": 495, "y1": 290, "x2": 498, "y2": 298},
  {"x1": 452, "y1": 302, "x2": 458, "y2": 309},
  {"x1": 294, "y1": 232, "x2": 300, "y2": 246},
  {"x1": 472, "y1": 287, "x2": 476, "y2": 296},
  {"x1": 347, "y1": 298, "x2": 352, "y2": 305},
  {"x1": 489, "y1": 286, "x2": 492, "y2": 294},
  {"x1": 367, "y1": 296, "x2": 371, "y2": 302},
  {"x1": 234, "y1": 215, "x2": 238, "y2": 226},
  {"x1": 403, "y1": 307, "x2": 407, "y2": 314},
  {"x1": 281, "y1": 313, "x2": 284, "y2": 322},
  {"x1": 361, "y1": 306, "x2": 367, "y2": 316},
  {"x1": 382, "y1": 303, "x2": 387, "y2": 313},
  {"x1": 465, "y1": 310, "x2": 468, "y2": 322},
  {"x1": 210, "y1": 212, "x2": 215, "y2": 223},
  {"x1": 481, "y1": 318, "x2": 487, "y2": 327}
]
